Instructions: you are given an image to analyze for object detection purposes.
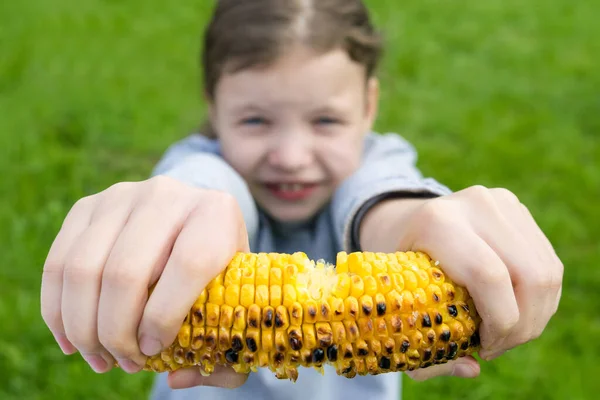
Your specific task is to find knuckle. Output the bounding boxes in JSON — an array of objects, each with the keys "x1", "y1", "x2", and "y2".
[
  {"x1": 64, "y1": 324, "x2": 98, "y2": 352},
  {"x1": 98, "y1": 331, "x2": 131, "y2": 357},
  {"x1": 473, "y1": 265, "x2": 509, "y2": 287},
  {"x1": 101, "y1": 265, "x2": 139, "y2": 289},
  {"x1": 70, "y1": 195, "x2": 96, "y2": 215},
  {"x1": 464, "y1": 185, "x2": 492, "y2": 201},
  {"x1": 40, "y1": 302, "x2": 61, "y2": 333},
  {"x1": 491, "y1": 187, "x2": 520, "y2": 205},
  {"x1": 105, "y1": 181, "x2": 135, "y2": 197},
  {"x1": 142, "y1": 308, "x2": 174, "y2": 338},
  {"x1": 416, "y1": 199, "x2": 453, "y2": 227},
  {"x1": 63, "y1": 261, "x2": 97, "y2": 286}
]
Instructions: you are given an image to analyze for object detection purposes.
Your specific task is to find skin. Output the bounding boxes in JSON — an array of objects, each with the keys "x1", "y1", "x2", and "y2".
[
  {"x1": 40, "y1": 44, "x2": 563, "y2": 390},
  {"x1": 211, "y1": 45, "x2": 379, "y2": 223}
]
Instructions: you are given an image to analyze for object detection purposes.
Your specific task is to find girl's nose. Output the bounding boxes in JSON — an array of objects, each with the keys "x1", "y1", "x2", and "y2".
[{"x1": 267, "y1": 134, "x2": 314, "y2": 172}]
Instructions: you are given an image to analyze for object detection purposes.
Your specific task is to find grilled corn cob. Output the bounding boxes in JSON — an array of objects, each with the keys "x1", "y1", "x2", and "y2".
[{"x1": 134, "y1": 251, "x2": 481, "y2": 381}]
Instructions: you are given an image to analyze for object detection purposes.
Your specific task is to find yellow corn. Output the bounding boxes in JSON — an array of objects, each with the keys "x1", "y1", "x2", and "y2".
[{"x1": 131, "y1": 251, "x2": 481, "y2": 381}]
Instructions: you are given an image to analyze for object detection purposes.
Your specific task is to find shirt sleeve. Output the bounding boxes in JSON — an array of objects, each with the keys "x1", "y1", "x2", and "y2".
[
  {"x1": 150, "y1": 134, "x2": 260, "y2": 244},
  {"x1": 330, "y1": 132, "x2": 453, "y2": 252}
]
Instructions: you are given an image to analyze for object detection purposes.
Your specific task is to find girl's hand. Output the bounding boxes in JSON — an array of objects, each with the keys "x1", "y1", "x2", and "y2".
[
  {"x1": 41, "y1": 175, "x2": 250, "y2": 389},
  {"x1": 360, "y1": 185, "x2": 563, "y2": 381}
]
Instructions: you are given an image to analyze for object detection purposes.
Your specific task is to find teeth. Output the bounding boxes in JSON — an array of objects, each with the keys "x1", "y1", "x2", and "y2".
[{"x1": 278, "y1": 183, "x2": 304, "y2": 192}]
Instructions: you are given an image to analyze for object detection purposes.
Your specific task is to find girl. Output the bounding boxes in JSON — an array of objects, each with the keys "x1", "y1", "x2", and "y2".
[{"x1": 40, "y1": 0, "x2": 563, "y2": 399}]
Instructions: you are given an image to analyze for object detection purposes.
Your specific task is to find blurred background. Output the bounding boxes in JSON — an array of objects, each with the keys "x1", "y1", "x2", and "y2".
[{"x1": 1, "y1": 0, "x2": 597, "y2": 399}]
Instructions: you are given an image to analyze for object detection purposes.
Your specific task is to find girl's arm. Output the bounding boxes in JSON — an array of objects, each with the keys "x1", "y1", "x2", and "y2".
[{"x1": 346, "y1": 135, "x2": 563, "y2": 382}]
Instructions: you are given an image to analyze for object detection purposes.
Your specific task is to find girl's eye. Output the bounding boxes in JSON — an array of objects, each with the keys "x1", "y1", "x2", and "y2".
[
  {"x1": 241, "y1": 116, "x2": 266, "y2": 125},
  {"x1": 314, "y1": 116, "x2": 338, "y2": 125}
]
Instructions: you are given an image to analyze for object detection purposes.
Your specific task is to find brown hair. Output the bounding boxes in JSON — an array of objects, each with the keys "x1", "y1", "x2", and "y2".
[{"x1": 199, "y1": 0, "x2": 383, "y2": 137}]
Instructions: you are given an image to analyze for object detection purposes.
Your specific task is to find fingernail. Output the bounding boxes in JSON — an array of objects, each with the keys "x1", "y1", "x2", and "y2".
[
  {"x1": 55, "y1": 333, "x2": 76, "y2": 354},
  {"x1": 482, "y1": 349, "x2": 506, "y2": 361},
  {"x1": 83, "y1": 354, "x2": 108, "y2": 373},
  {"x1": 139, "y1": 335, "x2": 162, "y2": 356},
  {"x1": 117, "y1": 358, "x2": 142, "y2": 374},
  {"x1": 453, "y1": 363, "x2": 477, "y2": 378}
]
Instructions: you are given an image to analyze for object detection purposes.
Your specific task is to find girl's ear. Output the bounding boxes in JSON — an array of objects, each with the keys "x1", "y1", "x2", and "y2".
[{"x1": 364, "y1": 76, "x2": 379, "y2": 132}]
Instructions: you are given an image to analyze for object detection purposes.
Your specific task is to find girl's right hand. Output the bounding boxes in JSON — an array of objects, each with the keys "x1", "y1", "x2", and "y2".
[{"x1": 41, "y1": 175, "x2": 251, "y2": 389}]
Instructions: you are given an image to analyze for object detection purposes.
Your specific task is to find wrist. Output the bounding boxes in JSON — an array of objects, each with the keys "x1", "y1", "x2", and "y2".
[{"x1": 358, "y1": 197, "x2": 428, "y2": 252}]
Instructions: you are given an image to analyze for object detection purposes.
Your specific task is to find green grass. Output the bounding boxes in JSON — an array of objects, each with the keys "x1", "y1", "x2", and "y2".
[{"x1": 1, "y1": 0, "x2": 597, "y2": 399}]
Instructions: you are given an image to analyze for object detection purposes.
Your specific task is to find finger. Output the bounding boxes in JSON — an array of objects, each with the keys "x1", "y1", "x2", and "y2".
[
  {"x1": 138, "y1": 193, "x2": 248, "y2": 357},
  {"x1": 405, "y1": 356, "x2": 480, "y2": 381},
  {"x1": 97, "y1": 194, "x2": 197, "y2": 372},
  {"x1": 41, "y1": 195, "x2": 96, "y2": 355},
  {"x1": 414, "y1": 226, "x2": 519, "y2": 352},
  {"x1": 479, "y1": 190, "x2": 561, "y2": 357},
  {"x1": 518, "y1": 203, "x2": 564, "y2": 318},
  {"x1": 61, "y1": 195, "x2": 134, "y2": 373},
  {"x1": 168, "y1": 365, "x2": 249, "y2": 389}
]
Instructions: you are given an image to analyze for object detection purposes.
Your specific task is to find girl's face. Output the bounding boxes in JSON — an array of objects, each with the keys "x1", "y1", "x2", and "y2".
[{"x1": 209, "y1": 45, "x2": 379, "y2": 223}]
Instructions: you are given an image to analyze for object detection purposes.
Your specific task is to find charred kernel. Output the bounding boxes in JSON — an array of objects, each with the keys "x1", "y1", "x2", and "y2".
[
  {"x1": 447, "y1": 305, "x2": 458, "y2": 317},
  {"x1": 460, "y1": 341, "x2": 469, "y2": 350},
  {"x1": 427, "y1": 330, "x2": 436, "y2": 344},
  {"x1": 448, "y1": 342, "x2": 458, "y2": 359},
  {"x1": 225, "y1": 349, "x2": 239, "y2": 363},
  {"x1": 422, "y1": 313, "x2": 432, "y2": 328},
  {"x1": 243, "y1": 353, "x2": 254, "y2": 365},
  {"x1": 376, "y1": 302, "x2": 386, "y2": 316},
  {"x1": 193, "y1": 308, "x2": 204, "y2": 324},
  {"x1": 396, "y1": 362, "x2": 406, "y2": 370},
  {"x1": 327, "y1": 345, "x2": 338, "y2": 361},
  {"x1": 246, "y1": 337, "x2": 258, "y2": 352},
  {"x1": 274, "y1": 352, "x2": 285, "y2": 365},
  {"x1": 205, "y1": 332, "x2": 216, "y2": 348},
  {"x1": 434, "y1": 312, "x2": 443, "y2": 325},
  {"x1": 308, "y1": 305, "x2": 317, "y2": 318},
  {"x1": 470, "y1": 332, "x2": 480, "y2": 347},
  {"x1": 390, "y1": 315, "x2": 402, "y2": 333},
  {"x1": 423, "y1": 348, "x2": 432, "y2": 361},
  {"x1": 312, "y1": 348, "x2": 325, "y2": 363},
  {"x1": 231, "y1": 337, "x2": 243, "y2": 352},
  {"x1": 435, "y1": 348, "x2": 445, "y2": 360},
  {"x1": 275, "y1": 313, "x2": 284, "y2": 328},
  {"x1": 263, "y1": 308, "x2": 273, "y2": 328},
  {"x1": 320, "y1": 303, "x2": 330, "y2": 319},
  {"x1": 342, "y1": 365, "x2": 353, "y2": 374},
  {"x1": 384, "y1": 340, "x2": 394, "y2": 355},
  {"x1": 461, "y1": 303, "x2": 470, "y2": 313},
  {"x1": 304, "y1": 353, "x2": 313, "y2": 364},
  {"x1": 432, "y1": 293, "x2": 440, "y2": 302},
  {"x1": 357, "y1": 347, "x2": 368, "y2": 357},
  {"x1": 400, "y1": 340, "x2": 410, "y2": 353},
  {"x1": 185, "y1": 351, "x2": 195, "y2": 363},
  {"x1": 344, "y1": 348, "x2": 353, "y2": 359},
  {"x1": 422, "y1": 361, "x2": 433, "y2": 368},
  {"x1": 290, "y1": 336, "x2": 302, "y2": 351},
  {"x1": 440, "y1": 329, "x2": 451, "y2": 342},
  {"x1": 362, "y1": 303, "x2": 372, "y2": 317},
  {"x1": 378, "y1": 356, "x2": 391, "y2": 370},
  {"x1": 289, "y1": 330, "x2": 303, "y2": 351}
]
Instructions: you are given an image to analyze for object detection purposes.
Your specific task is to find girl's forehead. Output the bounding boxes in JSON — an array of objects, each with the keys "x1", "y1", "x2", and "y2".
[{"x1": 215, "y1": 47, "x2": 368, "y2": 106}]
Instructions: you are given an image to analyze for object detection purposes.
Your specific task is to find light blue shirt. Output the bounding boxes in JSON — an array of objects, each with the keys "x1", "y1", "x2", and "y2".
[{"x1": 148, "y1": 131, "x2": 451, "y2": 400}]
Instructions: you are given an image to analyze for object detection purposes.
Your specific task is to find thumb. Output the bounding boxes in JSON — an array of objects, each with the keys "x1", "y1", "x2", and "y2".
[
  {"x1": 168, "y1": 365, "x2": 249, "y2": 389},
  {"x1": 405, "y1": 356, "x2": 480, "y2": 382}
]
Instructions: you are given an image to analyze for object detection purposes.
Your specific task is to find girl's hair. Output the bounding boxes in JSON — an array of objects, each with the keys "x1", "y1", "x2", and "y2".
[{"x1": 199, "y1": 0, "x2": 383, "y2": 137}]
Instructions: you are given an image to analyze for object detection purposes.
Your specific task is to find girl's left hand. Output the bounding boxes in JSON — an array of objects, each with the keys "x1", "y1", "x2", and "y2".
[{"x1": 359, "y1": 185, "x2": 564, "y2": 381}]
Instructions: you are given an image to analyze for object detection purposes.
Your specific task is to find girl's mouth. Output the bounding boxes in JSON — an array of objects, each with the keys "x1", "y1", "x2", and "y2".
[{"x1": 264, "y1": 182, "x2": 320, "y2": 201}]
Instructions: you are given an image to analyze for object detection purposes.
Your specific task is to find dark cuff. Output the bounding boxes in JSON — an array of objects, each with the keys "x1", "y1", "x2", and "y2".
[{"x1": 349, "y1": 191, "x2": 440, "y2": 253}]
